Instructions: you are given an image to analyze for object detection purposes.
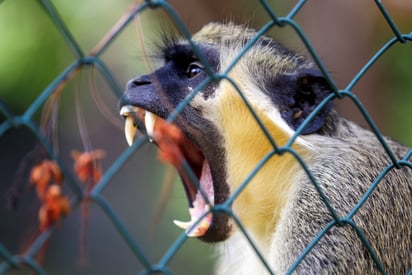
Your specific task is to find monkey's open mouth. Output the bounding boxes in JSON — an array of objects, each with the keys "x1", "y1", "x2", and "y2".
[{"x1": 120, "y1": 105, "x2": 214, "y2": 238}]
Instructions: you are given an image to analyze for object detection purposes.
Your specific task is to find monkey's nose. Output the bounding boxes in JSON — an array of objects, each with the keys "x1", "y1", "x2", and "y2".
[{"x1": 127, "y1": 74, "x2": 152, "y2": 89}]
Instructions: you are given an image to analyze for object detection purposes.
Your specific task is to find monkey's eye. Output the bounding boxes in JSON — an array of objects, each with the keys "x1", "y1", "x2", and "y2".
[{"x1": 186, "y1": 62, "x2": 203, "y2": 78}]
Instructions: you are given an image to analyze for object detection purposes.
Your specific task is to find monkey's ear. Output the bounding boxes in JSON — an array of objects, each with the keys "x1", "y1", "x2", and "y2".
[{"x1": 271, "y1": 69, "x2": 333, "y2": 135}]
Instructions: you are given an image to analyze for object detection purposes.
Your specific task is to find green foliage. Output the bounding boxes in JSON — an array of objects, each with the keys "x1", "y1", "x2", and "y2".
[{"x1": 0, "y1": 0, "x2": 69, "y2": 111}]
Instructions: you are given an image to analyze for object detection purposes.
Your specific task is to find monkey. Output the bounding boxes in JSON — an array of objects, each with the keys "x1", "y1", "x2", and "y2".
[{"x1": 119, "y1": 22, "x2": 412, "y2": 274}]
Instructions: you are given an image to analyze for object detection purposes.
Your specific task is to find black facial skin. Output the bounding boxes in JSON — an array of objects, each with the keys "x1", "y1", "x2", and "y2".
[
  {"x1": 119, "y1": 42, "x2": 231, "y2": 242},
  {"x1": 268, "y1": 69, "x2": 334, "y2": 135},
  {"x1": 120, "y1": 43, "x2": 218, "y2": 129}
]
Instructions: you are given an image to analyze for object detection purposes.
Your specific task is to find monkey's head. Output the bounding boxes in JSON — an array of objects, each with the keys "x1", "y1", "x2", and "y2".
[{"x1": 119, "y1": 23, "x2": 333, "y2": 242}]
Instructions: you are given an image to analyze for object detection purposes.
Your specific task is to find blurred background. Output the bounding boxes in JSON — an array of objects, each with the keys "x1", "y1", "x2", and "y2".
[{"x1": 0, "y1": 0, "x2": 411, "y2": 274}]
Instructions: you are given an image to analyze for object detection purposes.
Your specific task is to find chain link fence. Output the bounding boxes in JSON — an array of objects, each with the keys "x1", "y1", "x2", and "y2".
[{"x1": 0, "y1": 0, "x2": 411, "y2": 274}]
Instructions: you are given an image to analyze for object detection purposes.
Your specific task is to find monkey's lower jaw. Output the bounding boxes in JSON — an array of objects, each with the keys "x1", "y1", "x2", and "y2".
[{"x1": 120, "y1": 105, "x2": 215, "y2": 238}]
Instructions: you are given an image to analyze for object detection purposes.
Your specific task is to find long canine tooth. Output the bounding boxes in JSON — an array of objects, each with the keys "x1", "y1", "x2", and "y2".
[
  {"x1": 186, "y1": 217, "x2": 211, "y2": 237},
  {"x1": 145, "y1": 111, "x2": 157, "y2": 142},
  {"x1": 120, "y1": 105, "x2": 140, "y2": 147},
  {"x1": 124, "y1": 116, "x2": 137, "y2": 147},
  {"x1": 173, "y1": 211, "x2": 212, "y2": 237},
  {"x1": 173, "y1": 220, "x2": 191, "y2": 230}
]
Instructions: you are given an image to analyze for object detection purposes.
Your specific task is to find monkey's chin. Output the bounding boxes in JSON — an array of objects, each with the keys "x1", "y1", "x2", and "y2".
[{"x1": 120, "y1": 105, "x2": 214, "y2": 238}]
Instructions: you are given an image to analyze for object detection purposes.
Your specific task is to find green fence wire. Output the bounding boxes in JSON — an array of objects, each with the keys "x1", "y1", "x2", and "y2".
[{"x1": 0, "y1": 0, "x2": 411, "y2": 274}]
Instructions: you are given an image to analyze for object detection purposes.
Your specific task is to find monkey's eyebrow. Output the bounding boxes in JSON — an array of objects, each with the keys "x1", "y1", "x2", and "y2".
[{"x1": 163, "y1": 43, "x2": 197, "y2": 62}]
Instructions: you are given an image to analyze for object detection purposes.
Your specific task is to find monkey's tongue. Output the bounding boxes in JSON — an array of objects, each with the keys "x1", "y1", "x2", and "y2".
[
  {"x1": 173, "y1": 161, "x2": 213, "y2": 237},
  {"x1": 120, "y1": 105, "x2": 213, "y2": 237}
]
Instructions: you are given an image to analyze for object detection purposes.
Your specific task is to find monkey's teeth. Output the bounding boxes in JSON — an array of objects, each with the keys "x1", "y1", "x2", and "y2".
[
  {"x1": 124, "y1": 116, "x2": 137, "y2": 147},
  {"x1": 145, "y1": 111, "x2": 156, "y2": 142},
  {"x1": 173, "y1": 220, "x2": 192, "y2": 230},
  {"x1": 120, "y1": 105, "x2": 140, "y2": 147},
  {"x1": 173, "y1": 205, "x2": 212, "y2": 237},
  {"x1": 120, "y1": 106, "x2": 158, "y2": 145}
]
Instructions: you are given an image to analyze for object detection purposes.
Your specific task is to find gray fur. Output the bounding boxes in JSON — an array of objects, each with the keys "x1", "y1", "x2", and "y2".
[
  {"x1": 194, "y1": 23, "x2": 412, "y2": 274},
  {"x1": 272, "y1": 117, "x2": 412, "y2": 273}
]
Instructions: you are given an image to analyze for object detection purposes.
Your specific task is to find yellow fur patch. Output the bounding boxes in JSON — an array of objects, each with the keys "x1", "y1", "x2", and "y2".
[{"x1": 216, "y1": 79, "x2": 311, "y2": 241}]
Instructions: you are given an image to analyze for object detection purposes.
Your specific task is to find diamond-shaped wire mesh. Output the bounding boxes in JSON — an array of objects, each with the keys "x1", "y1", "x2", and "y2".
[{"x1": 0, "y1": 0, "x2": 411, "y2": 274}]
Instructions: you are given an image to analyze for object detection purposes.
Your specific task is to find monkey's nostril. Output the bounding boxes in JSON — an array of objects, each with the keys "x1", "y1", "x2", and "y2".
[{"x1": 127, "y1": 75, "x2": 152, "y2": 89}]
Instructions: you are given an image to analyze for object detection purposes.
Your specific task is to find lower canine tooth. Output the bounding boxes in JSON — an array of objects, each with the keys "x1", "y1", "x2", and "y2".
[
  {"x1": 173, "y1": 213, "x2": 212, "y2": 237},
  {"x1": 124, "y1": 116, "x2": 137, "y2": 147},
  {"x1": 186, "y1": 218, "x2": 211, "y2": 237},
  {"x1": 145, "y1": 111, "x2": 156, "y2": 142},
  {"x1": 173, "y1": 220, "x2": 191, "y2": 230}
]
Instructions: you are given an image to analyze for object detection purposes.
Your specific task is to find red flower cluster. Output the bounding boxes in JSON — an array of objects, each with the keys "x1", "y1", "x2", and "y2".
[{"x1": 30, "y1": 160, "x2": 70, "y2": 231}]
